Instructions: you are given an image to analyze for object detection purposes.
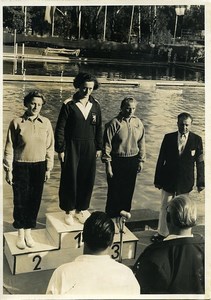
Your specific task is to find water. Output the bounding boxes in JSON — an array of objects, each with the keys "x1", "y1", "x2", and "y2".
[
  {"x1": 3, "y1": 60, "x2": 204, "y2": 82},
  {"x1": 3, "y1": 80, "x2": 205, "y2": 222}
]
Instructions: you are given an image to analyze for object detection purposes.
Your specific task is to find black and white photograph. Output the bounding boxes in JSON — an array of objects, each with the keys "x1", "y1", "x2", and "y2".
[{"x1": 1, "y1": 1, "x2": 210, "y2": 298}]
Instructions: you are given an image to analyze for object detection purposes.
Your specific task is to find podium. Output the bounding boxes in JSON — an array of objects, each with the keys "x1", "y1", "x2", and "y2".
[{"x1": 4, "y1": 211, "x2": 138, "y2": 275}]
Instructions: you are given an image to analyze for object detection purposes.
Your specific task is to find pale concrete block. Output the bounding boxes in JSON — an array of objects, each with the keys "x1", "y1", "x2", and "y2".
[{"x1": 46, "y1": 211, "x2": 90, "y2": 249}]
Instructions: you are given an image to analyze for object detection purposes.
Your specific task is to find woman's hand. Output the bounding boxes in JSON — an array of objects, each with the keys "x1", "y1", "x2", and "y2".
[
  {"x1": 106, "y1": 162, "x2": 113, "y2": 178},
  {"x1": 96, "y1": 150, "x2": 102, "y2": 158},
  {"x1": 137, "y1": 162, "x2": 144, "y2": 173},
  {"x1": 58, "y1": 152, "x2": 65, "y2": 163},
  {"x1": 197, "y1": 186, "x2": 205, "y2": 193},
  {"x1": 5, "y1": 170, "x2": 13, "y2": 185},
  {"x1": 45, "y1": 170, "x2": 51, "y2": 182}
]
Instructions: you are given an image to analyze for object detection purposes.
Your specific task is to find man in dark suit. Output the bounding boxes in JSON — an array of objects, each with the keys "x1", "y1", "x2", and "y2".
[
  {"x1": 151, "y1": 112, "x2": 204, "y2": 242},
  {"x1": 133, "y1": 195, "x2": 204, "y2": 294}
]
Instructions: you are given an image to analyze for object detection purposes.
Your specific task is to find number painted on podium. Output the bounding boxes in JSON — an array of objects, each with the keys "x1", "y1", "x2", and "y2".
[
  {"x1": 111, "y1": 243, "x2": 120, "y2": 259},
  {"x1": 33, "y1": 255, "x2": 42, "y2": 270},
  {"x1": 74, "y1": 232, "x2": 83, "y2": 248}
]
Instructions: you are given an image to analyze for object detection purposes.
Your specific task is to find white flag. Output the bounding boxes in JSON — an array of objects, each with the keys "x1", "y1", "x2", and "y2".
[{"x1": 45, "y1": 6, "x2": 56, "y2": 24}]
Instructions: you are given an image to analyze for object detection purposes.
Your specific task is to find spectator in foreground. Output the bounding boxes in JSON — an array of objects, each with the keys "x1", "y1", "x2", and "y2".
[
  {"x1": 133, "y1": 195, "x2": 204, "y2": 294},
  {"x1": 46, "y1": 211, "x2": 140, "y2": 296}
]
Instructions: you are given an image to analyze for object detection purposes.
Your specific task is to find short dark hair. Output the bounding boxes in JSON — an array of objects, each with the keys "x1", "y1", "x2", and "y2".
[
  {"x1": 168, "y1": 195, "x2": 197, "y2": 228},
  {"x1": 120, "y1": 97, "x2": 137, "y2": 109},
  {"x1": 177, "y1": 112, "x2": 193, "y2": 123},
  {"x1": 23, "y1": 90, "x2": 46, "y2": 107},
  {"x1": 73, "y1": 72, "x2": 99, "y2": 90},
  {"x1": 83, "y1": 211, "x2": 115, "y2": 252}
]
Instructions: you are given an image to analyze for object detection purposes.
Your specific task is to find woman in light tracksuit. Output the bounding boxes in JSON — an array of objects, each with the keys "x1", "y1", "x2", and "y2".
[
  {"x1": 102, "y1": 97, "x2": 146, "y2": 218},
  {"x1": 3, "y1": 90, "x2": 54, "y2": 249}
]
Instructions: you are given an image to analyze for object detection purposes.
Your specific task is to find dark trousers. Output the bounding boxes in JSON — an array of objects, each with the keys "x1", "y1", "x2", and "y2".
[
  {"x1": 59, "y1": 139, "x2": 96, "y2": 211},
  {"x1": 12, "y1": 161, "x2": 46, "y2": 229},
  {"x1": 105, "y1": 155, "x2": 138, "y2": 218}
]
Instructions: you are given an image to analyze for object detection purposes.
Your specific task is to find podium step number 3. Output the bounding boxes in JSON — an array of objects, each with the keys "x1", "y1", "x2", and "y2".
[{"x1": 4, "y1": 212, "x2": 138, "y2": 274}]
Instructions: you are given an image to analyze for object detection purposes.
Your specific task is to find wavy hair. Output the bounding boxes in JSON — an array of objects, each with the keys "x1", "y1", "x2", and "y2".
[
  {"x1": 168, "y1": 195, "x2": 197, "y2": 228},
  {"x1": 23, "y1": 90, "x2": 46, "y2": 107},
  {"x1": 83, "y1": 211, "x2": 114, "y2": 252},
  {"x1": 73, "y1": 72, "x2": 99, "y2": 90}
]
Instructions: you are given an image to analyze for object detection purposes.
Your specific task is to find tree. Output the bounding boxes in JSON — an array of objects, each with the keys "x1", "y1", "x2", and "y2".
[
  {"x1": 183, "y1": 5, "x2": 204, "y2": 31},
  {"x1": 3, "y1": 5, "x2": 205, "y2": 44},
  {"x1": 30, "y1": 7, "x2": 47, "y2": 36},
  {"x1": 152, "y1": 6, "x2": 175, "y2": 44},
  {"x1": 3, "y1": 7, "x2": 25, "y2": 33}
]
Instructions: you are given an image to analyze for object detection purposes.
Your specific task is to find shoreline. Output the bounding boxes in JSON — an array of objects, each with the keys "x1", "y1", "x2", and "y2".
[
  {"x1": 3, "y1": 74, "x2": 205, "y2": 87},
  {"x1": 3, "y1": 52, "x2": 204, "y2": 71}
]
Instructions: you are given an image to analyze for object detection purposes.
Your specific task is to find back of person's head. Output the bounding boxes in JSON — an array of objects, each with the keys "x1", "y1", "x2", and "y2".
[
  {"x1": 83, "y1": 211, "x2": 115, "y2": 252},
  {"x1": 24, "y1": 90, "x2": 46, "y2": 107},
  {"x1": 167, "y1": 195, "x2": 197, "y2": 229}
]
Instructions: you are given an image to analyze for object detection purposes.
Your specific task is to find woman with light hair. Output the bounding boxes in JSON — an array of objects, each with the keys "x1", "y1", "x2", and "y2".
[
  {"x1": 166, "y1": 194, "x2": 197, "y2": 231},
  {"x1": 102, "y1": 96, "x2": 146, "y2": 218},
  {"x1": 133, "y1": 194, "x2": 204, "y2": 294}
]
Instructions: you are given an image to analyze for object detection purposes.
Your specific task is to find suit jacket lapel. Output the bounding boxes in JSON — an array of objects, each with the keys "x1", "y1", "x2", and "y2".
[{"x1": 172, "y1": 131, "x2": 180, "y2": 156}]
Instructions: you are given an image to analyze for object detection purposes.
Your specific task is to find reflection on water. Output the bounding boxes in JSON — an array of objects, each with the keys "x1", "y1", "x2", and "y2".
[
  {"x1": 3, "y1": 81, "x2": 205, "y2": 219},
  {"x1": 3, "y1": 60, "x2": 204, "y2": 82}
]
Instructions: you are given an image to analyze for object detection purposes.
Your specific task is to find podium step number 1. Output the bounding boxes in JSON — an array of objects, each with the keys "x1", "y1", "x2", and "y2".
[{"x1": 4, "y1": 212, "x2": 138, "y2": 274}]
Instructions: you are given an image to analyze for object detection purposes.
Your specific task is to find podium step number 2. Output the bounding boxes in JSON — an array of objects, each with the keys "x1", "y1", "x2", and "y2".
[{"x1": 4, "y1": 212, "x2": 138, "y2": 274}]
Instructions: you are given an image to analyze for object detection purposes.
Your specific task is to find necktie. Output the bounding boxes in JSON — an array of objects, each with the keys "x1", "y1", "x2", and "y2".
[{"x1": 179, "y1": 134, "x2": 186, "y2": 154}]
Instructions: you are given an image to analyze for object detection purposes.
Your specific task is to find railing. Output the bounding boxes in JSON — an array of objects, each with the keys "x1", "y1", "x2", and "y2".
[
  {"x1": 43, "y1": 47, "x2": 80, "y2": 57},
  {"x1": 181, "y1": 29, "x2": 204, "y2": 42}
]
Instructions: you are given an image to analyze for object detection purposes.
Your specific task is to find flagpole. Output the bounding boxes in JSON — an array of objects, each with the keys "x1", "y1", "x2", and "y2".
[
  {"x1": 103, "y1": 6, "x2": 107, "y2": 41},
  {"x1": 151, "y1": 5, "x2": 157, "y2": 44},
  {"x1": 13, "y1": 29, "x2": 17, "y2": 74},
  {"x1": 173, "y1": 14, "x2": 178, "y2": 43},
  {"x1": 138, "y1": 6, "x2": 141, "y2": 43},
  {"x1": 128, "y1": 6, "x2": 134, "y2": 43},
  {"x1": 14, "y1": 29, "x2": 17, "y2": 58},
  {"x1": 52, "y1": 10, "x2": 55, "y2": 36},
  {"x1": 24, "y1": 6, "x2": 27, "y2": 35},
  {"x1": 78, "y1": 6, "x2": 81, "y2": 39}
]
